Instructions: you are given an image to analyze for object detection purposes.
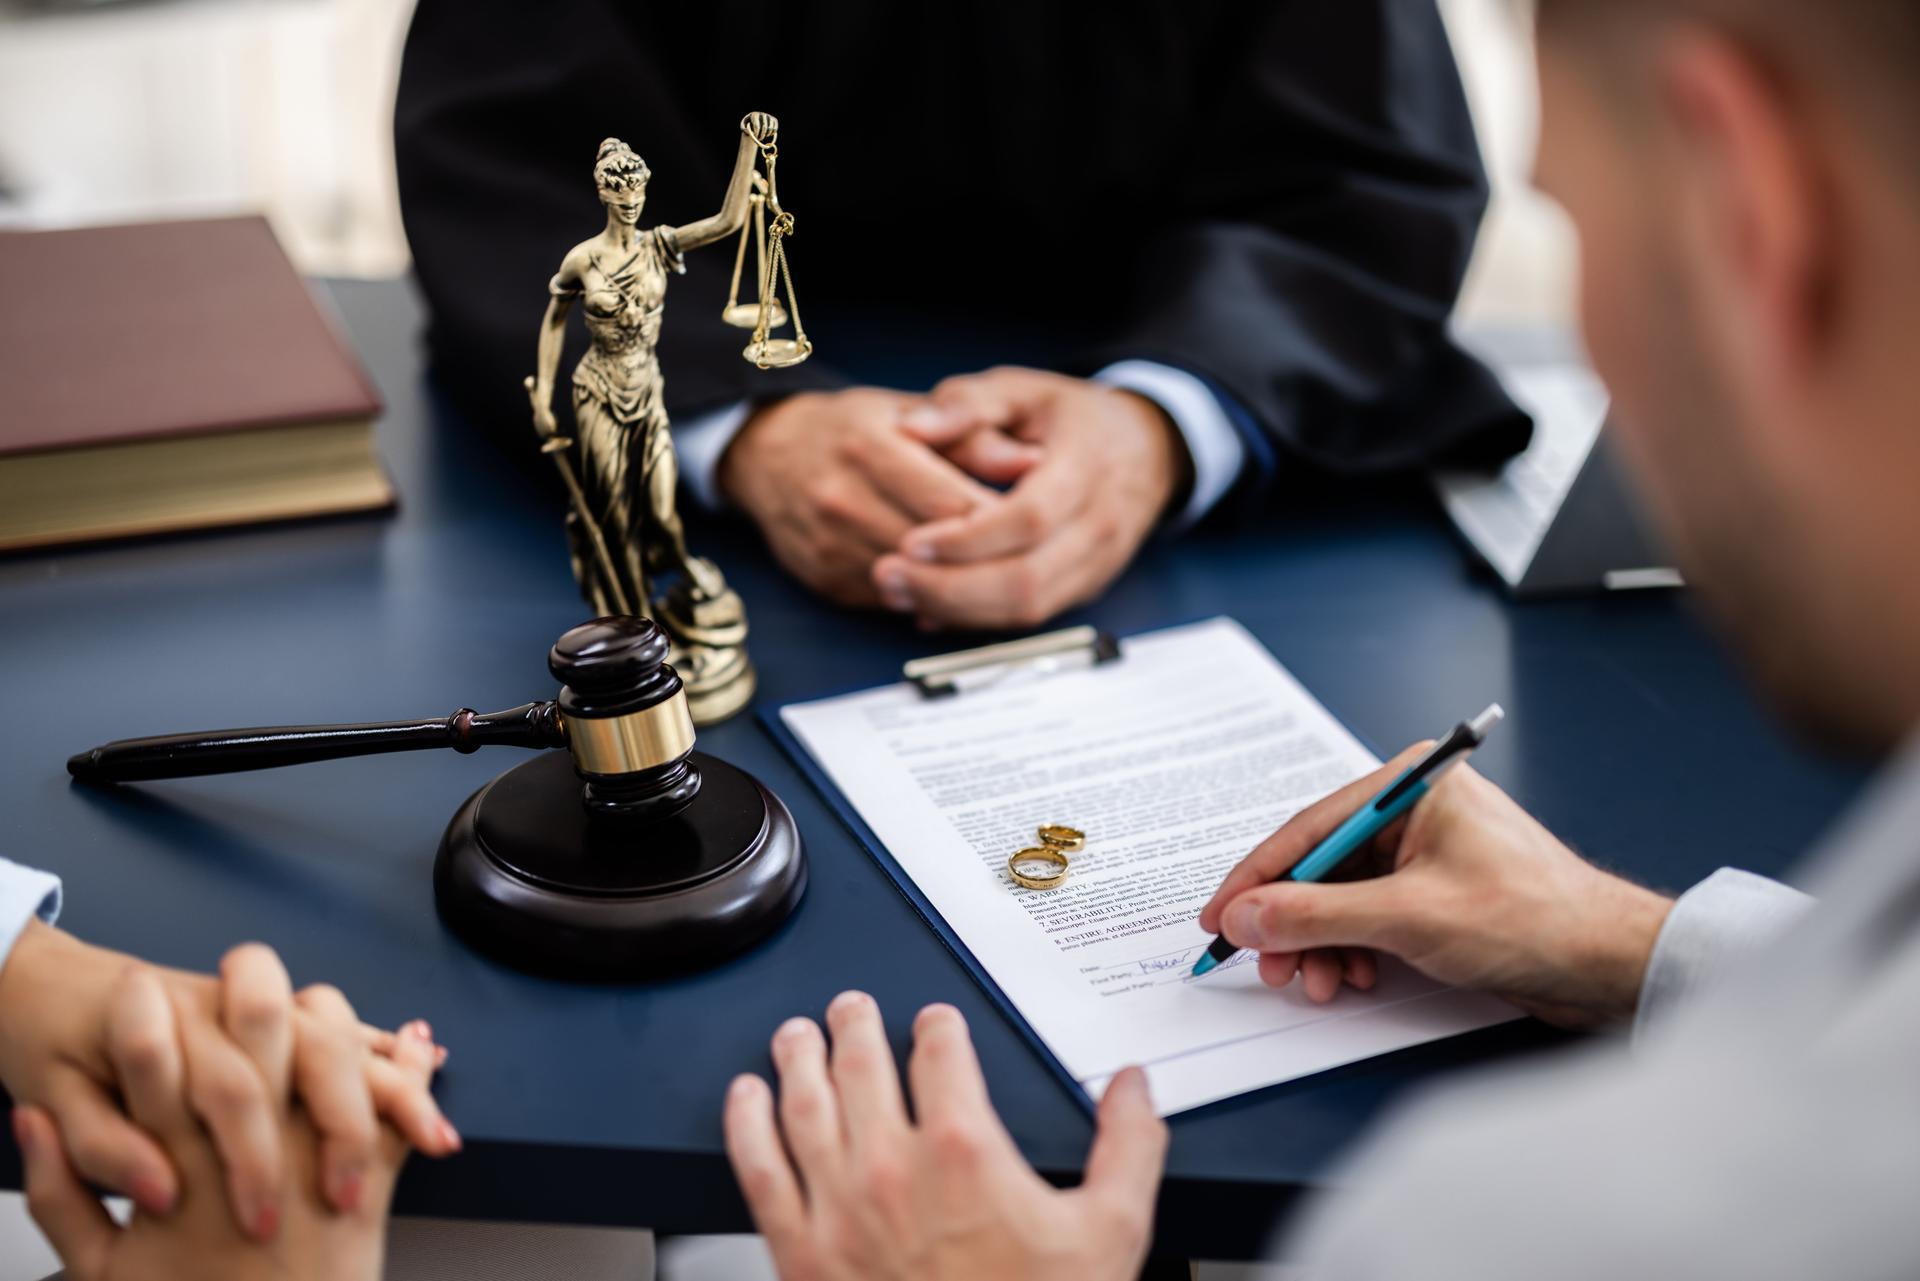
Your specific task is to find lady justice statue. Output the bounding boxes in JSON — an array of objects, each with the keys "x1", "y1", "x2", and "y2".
[{"x1": 526, "y1": 111, "x2": 806, "y2": 724}]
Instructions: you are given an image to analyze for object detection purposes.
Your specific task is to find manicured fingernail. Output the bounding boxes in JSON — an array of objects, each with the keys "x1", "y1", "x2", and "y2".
[
  {"x1": 730, "y1": 1074, "x2": 762, "y2": 1101},
  {"x1": 332, "y1": 1166, "x2": 365, "y2": 1213},
  {"x1": 1225, "y1": 902, "x2": 1263, "y2": 948},
  {"x1": 132, "y1": 1171, "x2": 176, "y2": 1215},
  {"x1": 776, "y1": 1016, "x2": 812, "y2": 1044},
  {"x1": 437, "y1": 1119, "x2": 462, "y2": 1153},
  {"x1": 902, "y1": 406, "x2": 946, "y2": 430},
  {"x1": 903, "y1": 537, "x2": 937, "y2": 563},
  {"x1": 405, "y1": 1020, "x2": 433, "y2": 1042},
  {"x1": 875, "y1": 567, "x2": 913, "y2": 612}
]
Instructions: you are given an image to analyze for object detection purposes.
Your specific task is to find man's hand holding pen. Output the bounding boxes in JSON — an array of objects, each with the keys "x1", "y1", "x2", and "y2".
[{"x1": 1199, "y1": 748, "x2": 1676, "y2": 1030}]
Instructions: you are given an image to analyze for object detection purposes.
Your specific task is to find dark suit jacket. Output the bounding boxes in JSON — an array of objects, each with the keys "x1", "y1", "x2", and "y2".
[{"x1": 395, "y1": 0, "x2": 1529, "y2": 503}]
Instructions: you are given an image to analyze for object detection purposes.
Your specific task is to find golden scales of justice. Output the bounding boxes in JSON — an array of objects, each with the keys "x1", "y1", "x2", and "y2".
[
  {"x1": 524, "y1": 112, "x2": 811, "y2": 726},
  {"x1": 720, "y1": 147, "x2": 812, "y2": 369}
]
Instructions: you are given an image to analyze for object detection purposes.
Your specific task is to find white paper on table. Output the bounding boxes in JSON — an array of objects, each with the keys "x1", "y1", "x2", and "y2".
[{"x1": 780, "y1": 617, "x2": 1518, "y2": 1116}]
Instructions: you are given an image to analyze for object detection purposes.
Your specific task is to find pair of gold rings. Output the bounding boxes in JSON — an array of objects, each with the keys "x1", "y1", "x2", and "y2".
[{"x1": 1007, "y1": 824, "x2": 1087, "y2": 891}]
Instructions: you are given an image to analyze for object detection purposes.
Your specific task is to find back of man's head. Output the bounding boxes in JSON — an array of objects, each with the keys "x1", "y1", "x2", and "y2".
[
  {"x1": 1537, "y1": 1, "x2": 1919, "y2": 138},
  {"x1": 1530, "y1": 0, "x2": 1920, "y2": 755}
]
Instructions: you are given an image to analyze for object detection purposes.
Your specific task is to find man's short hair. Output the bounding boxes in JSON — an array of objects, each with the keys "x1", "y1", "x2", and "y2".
[{"x1": 1534, "y1": 0, "x2": 1919, "y2": 177}]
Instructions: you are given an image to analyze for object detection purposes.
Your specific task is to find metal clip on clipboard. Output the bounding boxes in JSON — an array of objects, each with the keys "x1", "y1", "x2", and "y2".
[{"x1": 902, "y1": 625, "x2": 1122, "y2": 698}]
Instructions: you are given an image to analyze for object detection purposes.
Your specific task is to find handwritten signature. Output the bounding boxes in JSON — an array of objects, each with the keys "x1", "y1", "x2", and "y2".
[{"x1": 1132, "y1": 948, "x2": 1255, "y2": 978}]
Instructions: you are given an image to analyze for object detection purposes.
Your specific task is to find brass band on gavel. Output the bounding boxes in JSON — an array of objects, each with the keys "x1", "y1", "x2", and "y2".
[{"x1": 559, "y1": 691, "x2": 697, "y2": 776}]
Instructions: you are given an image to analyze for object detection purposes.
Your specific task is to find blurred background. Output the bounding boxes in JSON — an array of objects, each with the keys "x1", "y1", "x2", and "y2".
[
  {"x1": 0, "y1": 0, "x2": 413, "y2": 273},
  {"x1": 0, "y1": 0, "x2": 1578, "y2": 327}
]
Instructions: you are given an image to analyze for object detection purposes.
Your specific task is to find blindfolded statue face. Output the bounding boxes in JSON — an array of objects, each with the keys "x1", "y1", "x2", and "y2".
[
  {"x1": 600, "y1": 184, "x2": 646, "y2": 225},
  {"x1": 593, "y1": 139, "x2": 651, "y2": 228}
]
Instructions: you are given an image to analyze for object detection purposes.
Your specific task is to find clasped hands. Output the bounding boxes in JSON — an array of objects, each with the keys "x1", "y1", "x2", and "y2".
[
  {"x1": 4, "y1": 926, "x2": 455, "y2": 1281},
  {"x1": 720, "y1": 368, "x2": 1191, "y2": 630}
]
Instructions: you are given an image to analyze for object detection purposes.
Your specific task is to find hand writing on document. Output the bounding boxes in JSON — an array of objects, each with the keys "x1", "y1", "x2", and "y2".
[
  {"x1": 724, "y1": 992, "x2": 1166, "y2": 1281},
  {"x1": 1198, "y1": 744, "x2": 1675, "y2": 1029},
  {"x1": 15, "y1": 945, "x2": 440, "y2": 1281}
]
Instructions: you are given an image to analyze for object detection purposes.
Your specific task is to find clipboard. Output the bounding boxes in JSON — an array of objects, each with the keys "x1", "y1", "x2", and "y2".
[
  {"x1": 761, "y1": 617, "x2": 1514, "y2": 1117},
  {"x1": 760, "y1": 626, "x2": 1122, "y2": 1116}
]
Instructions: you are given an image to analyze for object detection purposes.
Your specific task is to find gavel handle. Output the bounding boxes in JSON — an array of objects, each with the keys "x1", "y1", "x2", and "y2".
[{"x1": 67, "y1": 702, "x2": 565, "y2": 784}]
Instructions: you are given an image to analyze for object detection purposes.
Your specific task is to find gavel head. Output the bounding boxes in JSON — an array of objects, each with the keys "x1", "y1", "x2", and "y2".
[{"x1": 547, "y1": 617, "x2": 700, "y2": 820}]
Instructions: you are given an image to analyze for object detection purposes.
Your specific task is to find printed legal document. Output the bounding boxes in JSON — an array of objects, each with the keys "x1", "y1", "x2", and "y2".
[{"x1": 781, "y1": 618, "x2": 1517, "y2": 1115}]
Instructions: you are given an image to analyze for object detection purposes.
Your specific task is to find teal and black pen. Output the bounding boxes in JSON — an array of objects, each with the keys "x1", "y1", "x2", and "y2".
[{"x1": 1191, "y1": 703, "x2": 1505, "y2": 978}]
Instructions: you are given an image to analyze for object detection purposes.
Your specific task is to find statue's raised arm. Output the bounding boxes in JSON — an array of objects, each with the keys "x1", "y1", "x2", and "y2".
[{"x1": 672, "y1": 112, "x2": 779, "y2": 251}]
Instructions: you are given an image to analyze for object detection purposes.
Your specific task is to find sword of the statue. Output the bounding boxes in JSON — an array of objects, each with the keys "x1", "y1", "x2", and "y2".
[{"x1": 523, "y1": 375, "x2": 635, "y2": 617}]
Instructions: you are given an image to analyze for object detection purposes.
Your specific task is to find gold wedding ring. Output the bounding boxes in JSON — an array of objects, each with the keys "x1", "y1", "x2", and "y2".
[
  {"x1": 1037, "y1": 824, "x2": 1085, "y2": 853},
  {"x1": 1007, "y1": 845, "x2": 1071, "y2": 891}
]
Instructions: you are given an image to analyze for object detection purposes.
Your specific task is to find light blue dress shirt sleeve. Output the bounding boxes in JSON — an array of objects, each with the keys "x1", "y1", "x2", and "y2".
[
  {"x1": 672, "y1": 402, "x2": 754, "y2": 513},
  {"x1": 670, "y1": 360, "x2": 1248, "y2": 526},
  {"x1": 0, "y1": 857, "x2": 63, "y2": 975},
  {"x1": 1633, "y1": 867, "x2": 1814, "y2": 1041},
  {"x1": 1090, "y1": 360, "x2": 1247, "y2": 530}
]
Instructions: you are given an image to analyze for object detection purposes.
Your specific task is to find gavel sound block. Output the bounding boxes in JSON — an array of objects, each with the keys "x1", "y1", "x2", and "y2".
[{"x1": 67, "y1": 618, "x2": 806, "y2": 978}]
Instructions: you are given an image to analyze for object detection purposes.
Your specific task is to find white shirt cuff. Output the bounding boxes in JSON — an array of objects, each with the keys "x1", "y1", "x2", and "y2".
[
  {"x1": 1634, "y1": 867, "x2": 1813, "y2": 1041},
  {"x1": 1093, "y1": 360, "x2": 1247, "y2": 529},
  {"x1": 0, "y1": 857, "x2": 62, "y2": 976},
  {"x1": 673, "y1": 401, "x2": 753, "y2": 512}
]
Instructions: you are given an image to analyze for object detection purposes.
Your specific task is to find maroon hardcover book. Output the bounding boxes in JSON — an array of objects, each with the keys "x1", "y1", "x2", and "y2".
[
  {"x1": 0, "y1": 216, "x2": 391, "y2": 550},
  {"x1": 0, "y1": 215, "x2": 382, "y2": 451}
]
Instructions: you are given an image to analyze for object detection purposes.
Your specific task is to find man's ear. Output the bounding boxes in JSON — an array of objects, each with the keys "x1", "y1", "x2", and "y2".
[{"x1": 1656, "y1": 27, "x2": 1835, "y2": 389}]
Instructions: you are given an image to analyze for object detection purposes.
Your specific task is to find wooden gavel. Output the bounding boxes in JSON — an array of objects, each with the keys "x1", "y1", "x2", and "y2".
[
  {"x1": 65, "y1": 614, "x2": 807, "y2": 977},
  {"x1": 67, "y1": 616, "x2": 701, "y2": 822}
]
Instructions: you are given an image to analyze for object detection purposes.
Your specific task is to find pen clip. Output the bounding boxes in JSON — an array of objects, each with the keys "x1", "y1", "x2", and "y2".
[{"x1": 1371, "y1": 704, "x2": 1503, "y2": 812}]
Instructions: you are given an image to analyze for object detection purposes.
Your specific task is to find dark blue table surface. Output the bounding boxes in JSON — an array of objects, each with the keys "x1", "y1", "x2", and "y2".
[{"x1": 0, "y1": 282, "x2": 1864, "y2": 1258}]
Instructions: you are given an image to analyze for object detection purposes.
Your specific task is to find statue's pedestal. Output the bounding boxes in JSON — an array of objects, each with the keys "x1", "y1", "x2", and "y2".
[{"x1": 659, "y1": 579, "x2": 755, "y2": 725}]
